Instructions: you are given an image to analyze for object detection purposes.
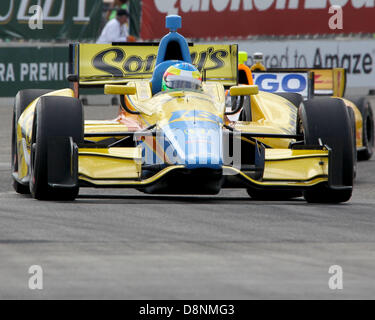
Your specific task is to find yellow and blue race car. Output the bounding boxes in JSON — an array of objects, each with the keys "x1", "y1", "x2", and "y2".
[
  {"x1": 12, "y1": 15, "x2": 355, "y2": 203},
  {"x1": 235, "y1": 51, "x2": 374, "y2": 162}
]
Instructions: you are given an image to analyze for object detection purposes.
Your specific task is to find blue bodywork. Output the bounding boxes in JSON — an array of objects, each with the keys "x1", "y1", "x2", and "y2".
[
  {"x1": 150, "y1": 15, "x2": 192, "y2": 94},
  {"x1": 141, "y1": 15, "x2": 224, "y2": 173}
]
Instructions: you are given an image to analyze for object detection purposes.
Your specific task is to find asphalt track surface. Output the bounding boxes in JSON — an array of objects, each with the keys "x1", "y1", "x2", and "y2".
[{"x1": 0, "y1": 101, "x2": 375, "y2": 300}]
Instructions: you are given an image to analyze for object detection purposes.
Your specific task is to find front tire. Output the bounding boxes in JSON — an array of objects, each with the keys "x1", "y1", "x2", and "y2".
[
  {"x1": 30, "y1": 96, "x2": 83, "y2": 201},
  {"x1": 12, "y1": 89, "x2": 53, "y2": 194},
  {"x1": 300, "y1": 98, "x2": 354, "y2": 203}
]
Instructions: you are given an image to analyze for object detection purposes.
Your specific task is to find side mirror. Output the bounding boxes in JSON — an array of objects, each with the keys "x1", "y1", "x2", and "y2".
[
  {"x1": 104, "y1": 84, "x2": 137, "y2": 95},
  {"x1": 230, "y1": 85, "x2": 259, "y2": 96}
]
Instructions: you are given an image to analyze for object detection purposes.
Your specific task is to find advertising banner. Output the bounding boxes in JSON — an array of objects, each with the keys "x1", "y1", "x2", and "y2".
[
  {"x1": 234, "y1": 39, "x2": 375, "y2": 89},
  {"x1": 0, "y1": 46, "x2": 69, "y2": 97},
  {"x1": 0, "y1": 0, "x2": 102, "y2": 41},
  {"x1": 1, "y1": 40, "x2": 373, "y2": 97},
  {"x1": 141, "y1": 0, "x2": 375, "y2": 40}
]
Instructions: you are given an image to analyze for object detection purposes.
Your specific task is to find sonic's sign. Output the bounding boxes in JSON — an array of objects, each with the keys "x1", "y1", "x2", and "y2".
[{"x1": 77, "y1": 43, "x2": 238, "y2": 86}]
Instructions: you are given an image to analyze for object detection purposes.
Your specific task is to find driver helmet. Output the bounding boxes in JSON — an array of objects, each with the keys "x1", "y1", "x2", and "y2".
[{"x1": 162, "y1": 63, "x2": 202, "y2": 91}]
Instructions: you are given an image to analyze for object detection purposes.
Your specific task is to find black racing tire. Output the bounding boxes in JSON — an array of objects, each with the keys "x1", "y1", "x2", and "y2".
[
  {"x1": 347, "y1": 96, "x2": 374, "y2": 161},
  {"x1": 247, "y1": 189, "x2": 302, "y2": 200},
  {"x1": 30, "y1": 96, "x2": 83, "y2": 201},
  {"x1": 347, "y1": 107, "x2": 357, "y2": 179},
  {"x1": 14, "y1": 89, "x2": 53, "y2": 122},
  {"x1": 12, "y1": 89, "x2": 53, "y2": 194},
  {"x1": 300, "y1": 98, "x2": 354, "y2": 203},
  {"x1": 274, "y1": 92, "x2": 303, "y2": 108}
]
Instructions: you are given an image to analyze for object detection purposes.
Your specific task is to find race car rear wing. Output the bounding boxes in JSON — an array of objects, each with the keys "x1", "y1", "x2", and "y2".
[
  {"x1": 68, "y1": 42, "x2": 238, "y2": 92},
  {"x1": 267, "y1": 68, "x2": 346, "y2": 98}
]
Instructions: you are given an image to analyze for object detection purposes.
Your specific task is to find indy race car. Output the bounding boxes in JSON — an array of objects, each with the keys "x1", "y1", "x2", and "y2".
[
  {"x1": 234, "y1": 51, "x2": 374, "y2": 162},
  {"x1": 12, "y1": 15, "x2": 355, "y2": 203}
]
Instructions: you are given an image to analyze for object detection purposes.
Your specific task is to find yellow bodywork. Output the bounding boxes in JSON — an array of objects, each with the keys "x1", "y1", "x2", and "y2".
[
  {"x1": 340, "y1": 98, "x2": 364, "y2": 149},
  {"x1": 16, "y1": 81, "x2": 329, "y2": 190},
  {"x1": 79, "y1": 148, "x2": 142, "y2": 180},
  {"x1": 123, "y1": 81, "x2": 226, "y2": 127},
  {"x1": 79, "y1": 84, "x2": 328, "y2": 187},
  {"x1": 262, "y1": 149, "x2": 328, "y2": 183},
  {"x1": 234, "y1": 91, "x2": 298, "y2": 148},
  {"x1": 79, "y1": 148, "x2": 328, "y2": 187}
]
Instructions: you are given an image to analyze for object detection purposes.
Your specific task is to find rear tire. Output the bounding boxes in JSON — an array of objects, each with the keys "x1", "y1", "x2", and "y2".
[
  {"x1": 274, "y1": 92, "x2": 303, "y2": 108},
  {"x1": 30, "y1": 96, "x2": 83, "y2": 201},
  {"x1": 348, "y1": 97, "x2": 374, "y2": 161},
  {"x1": 12, "y1": 89, "x2": 53, "y2": 194},
  {"x1": 300, "y1": 98, "x2": 354, "y2": 203}
]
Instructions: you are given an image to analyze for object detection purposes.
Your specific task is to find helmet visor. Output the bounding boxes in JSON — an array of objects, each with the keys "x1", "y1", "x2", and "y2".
[{"x1": 165, "y1": 80, "x2": 201, "y2": 91}]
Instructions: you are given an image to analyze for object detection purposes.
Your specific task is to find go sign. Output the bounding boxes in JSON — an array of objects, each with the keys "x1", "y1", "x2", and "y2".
[{"x1": 253, "y1": 72, "x2": 309, "y2": 98}]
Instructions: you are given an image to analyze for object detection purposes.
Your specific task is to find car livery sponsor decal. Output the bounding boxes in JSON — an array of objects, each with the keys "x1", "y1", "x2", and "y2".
[
  {"x1": 77, "y1": 43, "x2": 238, "y2": 86},
  {"x1": 252, "y1": 72, "x2": 309, "y2": 99}
]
